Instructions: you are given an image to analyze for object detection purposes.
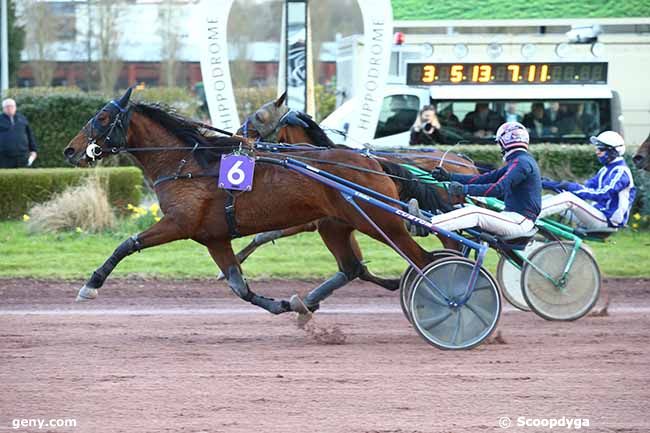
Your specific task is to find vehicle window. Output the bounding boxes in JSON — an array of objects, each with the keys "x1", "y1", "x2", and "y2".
[
  {"x1": 375, "y1": 94, "x2": 420, "y2": 139},
  {"x1": 431, "y1": 99, "x2": 607, "y2": 143}
]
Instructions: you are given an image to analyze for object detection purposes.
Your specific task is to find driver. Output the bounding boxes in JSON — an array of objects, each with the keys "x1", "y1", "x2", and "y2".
[
  {"x1": 409, "y1": 121, "x2": 541, "y2": 238},
  {"x1": 539, "y1": 131, "x2": 636, "y2": 229}
]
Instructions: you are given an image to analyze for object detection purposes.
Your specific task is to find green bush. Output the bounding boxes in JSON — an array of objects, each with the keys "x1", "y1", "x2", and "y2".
[
  {"x1": 628, "y1": 154, "x2": 650, "y2": 216},
  {"x1": 315, "y1": 84, "x2": 336, "y2": 122},
  {"x1": 434, "y1": 144, "x2": 600, "y2": 179},
  {"x1": 0, "y1": 167, "x2": 142, "y2": 219},
  {"x1": 7, "y1": 87, "x2": 106, "y2": 168},
  {"x1": 234, "y1": 86, "x2": 278, "y2": 123},
  {"x1": 6, "y1": 87, "x2": 201, "y2": 168}
]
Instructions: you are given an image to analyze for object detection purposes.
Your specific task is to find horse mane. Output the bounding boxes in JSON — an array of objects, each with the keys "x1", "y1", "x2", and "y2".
[
  {"x1": 133, "y1": 102, "x2": 240, "y2": 169},
  {"x1": 294, "y1": 112, "x2": 338, "y2": 148}
]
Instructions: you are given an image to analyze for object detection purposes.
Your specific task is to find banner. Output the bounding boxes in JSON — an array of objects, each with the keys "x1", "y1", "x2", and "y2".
[
  {"x1": 198, "y1": 0, "x2": 239, "y2": 131},
  {"x1": 285, "y1": 0, "x2": 308, "y2": 112},
  {"x1": 345, "y1": 0, "x2": 393, "y2": 147}
]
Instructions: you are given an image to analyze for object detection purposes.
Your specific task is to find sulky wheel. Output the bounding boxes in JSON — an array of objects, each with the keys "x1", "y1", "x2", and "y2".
[
  {"x1": 409, "y1": 257, "x2": 501, "y2": 350},
  {"x1": 400, "y1": 249, "x2": 463, "y2": 324},
  {"x1": 521, "y1": 241, "x2": 601, "y2": 321},
  {"x1": 495, "y1": 240, "x2": 544, "y2": 312}
]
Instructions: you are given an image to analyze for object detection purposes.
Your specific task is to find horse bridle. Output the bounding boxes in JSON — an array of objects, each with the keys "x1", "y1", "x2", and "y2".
[
  {"x1": 83, "y1": 100, "x2": 133, "y2": 161},
  {"x1": 243, "y1": 105, "x2": 291, "y2": 142}
]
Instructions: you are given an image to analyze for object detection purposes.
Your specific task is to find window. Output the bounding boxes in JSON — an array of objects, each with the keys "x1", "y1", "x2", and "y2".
[
  {"x1": 50, "y1": 2, "x2": 77, "y2": 41},
  {"x1": 375, "y1": 94, "x2": 420, "y2": 139},
  {"x1": 431, "y1": 99, "x2": 609, "y2": 144}
]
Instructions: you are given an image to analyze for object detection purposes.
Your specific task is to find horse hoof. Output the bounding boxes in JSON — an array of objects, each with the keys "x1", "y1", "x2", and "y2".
[
  {"x1": 76, "y1": 285, "x2": 98, "y2": 302},
  {"x1": 290, "y1": 294, "x2": 311, "y2": 314},
  {"x1": 290, "y1": 295, "x2": 319, "y2": 314},
  {"x1": 216, "y1": 271, "x2": 226, "y2": 281}
]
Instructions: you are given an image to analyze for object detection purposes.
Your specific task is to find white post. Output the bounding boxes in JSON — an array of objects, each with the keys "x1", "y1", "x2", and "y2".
[{"x1": 1, "y1": 0, "x2": 9, "y2": 96}]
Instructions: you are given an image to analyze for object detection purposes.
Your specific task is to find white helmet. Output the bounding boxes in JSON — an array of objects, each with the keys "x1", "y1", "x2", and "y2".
[
  {"x1": 495, "y1": 121, "x2": 529, "y2": 155},
  {"x1": 590, "y1": 131, "x2": 625, "y2": 156}
]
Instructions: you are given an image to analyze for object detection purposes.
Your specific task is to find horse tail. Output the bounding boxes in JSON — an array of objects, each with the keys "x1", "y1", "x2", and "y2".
[{"x1": 377, "y1": 160, "x2": 453, "y2": 213}]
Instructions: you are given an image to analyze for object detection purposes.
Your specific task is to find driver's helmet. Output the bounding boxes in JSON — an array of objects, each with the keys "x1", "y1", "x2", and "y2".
[
  {"x1": 590, "y1": 131, "x2": 625, "y2": 156},
  {"x1": 495, "y1": 121, "x2": 529, "y2": 153}
]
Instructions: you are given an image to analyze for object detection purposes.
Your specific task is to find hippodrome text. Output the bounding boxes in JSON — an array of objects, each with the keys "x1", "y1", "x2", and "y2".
[{"x1": 205, "y1": 17, "x2": 236, "y2": 131}]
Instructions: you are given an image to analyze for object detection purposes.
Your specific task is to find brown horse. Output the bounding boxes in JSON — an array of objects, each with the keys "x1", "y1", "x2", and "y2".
[
  {"x1": 633, "y1": 130, "x2": 650, "y2": 171},
  {"x1": 224, "y1": 94, "x2": 481, "y2": 273},
  {"x1": 63, "y1": 88, "x2": 440, "y2": 314}
]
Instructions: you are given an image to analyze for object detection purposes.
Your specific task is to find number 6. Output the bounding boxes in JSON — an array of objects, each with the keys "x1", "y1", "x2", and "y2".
[{"x1": 227, "y1": 160, "x2": 246, "y2": 185}]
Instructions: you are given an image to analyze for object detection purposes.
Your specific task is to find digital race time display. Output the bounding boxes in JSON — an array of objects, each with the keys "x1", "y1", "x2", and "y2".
[{"x1": 406, "y1": 62, "x2": 608, "y2": 85}]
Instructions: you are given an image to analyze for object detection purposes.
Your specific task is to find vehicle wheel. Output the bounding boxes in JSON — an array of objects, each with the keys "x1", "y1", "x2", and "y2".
[
  {"x1": 409, "y1": 257, "x2": 501, "y2": 350},
  {"x1": 399, "y1": 249, "x2": 462, "y2": 323},
  {"x1": 495, "y1": 240, "x2": 544, "y2": 311},
  {"x1": 521, "y1": 241, "x2": 601, "y2": 321}
]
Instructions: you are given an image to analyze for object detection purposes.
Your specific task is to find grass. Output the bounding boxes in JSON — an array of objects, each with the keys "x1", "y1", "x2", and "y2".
[
  {"x1": 1, "y1": 221, "x2": 649, "y2": 280},
  {"x1": 391, "y1": 0, "x2": 650, "y2": 20}
]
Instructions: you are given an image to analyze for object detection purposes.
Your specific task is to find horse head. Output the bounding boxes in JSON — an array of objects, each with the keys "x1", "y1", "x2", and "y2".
[
  {"x1": 238, "y1": 92, "x2": 289, "y2": 142},
  {"x1": 632, "y1": 130, "x2": 650, "y2": 171},
  {"x1": 64, "y1": 87, "x2": 134, "y2": 166}
]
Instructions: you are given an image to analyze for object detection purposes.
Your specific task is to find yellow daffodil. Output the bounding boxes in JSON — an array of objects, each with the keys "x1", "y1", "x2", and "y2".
[
  {"x1": 127, "y1": 203, "x2": 135, "y2": 210},
  {"x1": 633, "y1": 213, "x2": 641, "y2": 221},
  {"x1": 75, "y1": 227, "x2": 83, "y2": 233},
  {"x1": 22, "y1": 214, "x2": 30, "y2": 221},
  {"x1": 632, "y1": 223, "x2": 639, "y2": 229},
  {"x1": 154, "y1": 216, "x2": 161, "y2": 222},
  {"x1": 149, "y1": 203, "x2": 160, "y2": 214}
]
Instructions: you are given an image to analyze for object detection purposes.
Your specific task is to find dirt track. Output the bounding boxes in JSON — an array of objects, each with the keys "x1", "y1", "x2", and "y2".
[{"x1": 1, "y1": 277, "x2": 649, "y2": 433}]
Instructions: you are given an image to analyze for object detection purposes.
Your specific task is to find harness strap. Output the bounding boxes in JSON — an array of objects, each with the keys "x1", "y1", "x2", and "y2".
[{"x1": 224, "y1": 191, "x2": 241, "y2": 239}]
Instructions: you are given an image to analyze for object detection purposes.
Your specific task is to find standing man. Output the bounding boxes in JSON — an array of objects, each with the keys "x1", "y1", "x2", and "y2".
[{"x1": 0, "y1": 98, "x2": 38, "y2": 168}]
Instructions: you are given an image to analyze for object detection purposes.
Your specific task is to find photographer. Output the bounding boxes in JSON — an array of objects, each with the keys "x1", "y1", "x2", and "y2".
[{"x1": 409, "y1": 105, "x2": 443, "y2": 145}]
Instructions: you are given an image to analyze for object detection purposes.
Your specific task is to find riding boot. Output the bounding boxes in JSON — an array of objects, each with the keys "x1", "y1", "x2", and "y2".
[{"x1": 406, "y1": 198, "x2": 430, "y2": 237}]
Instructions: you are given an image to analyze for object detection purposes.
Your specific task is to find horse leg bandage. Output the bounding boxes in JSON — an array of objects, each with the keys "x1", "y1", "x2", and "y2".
[
  {"x1": 303, "y1": 272, "x2": 350, "y2": 308},
  {"x1": 225, "y1": 265, "x2": 253, "y2": 301},
  {"x1": 86, "y1": 235, "x2": 141, "y2": 289},
  {"x1": 225, "y1": 265, "x2": 291, "y2": 314}
]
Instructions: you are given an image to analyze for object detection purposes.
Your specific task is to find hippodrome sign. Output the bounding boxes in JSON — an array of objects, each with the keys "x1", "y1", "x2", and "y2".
[
  {"x1": 198, "y1": 0, "x2": 393, "y2": 144},
  {"x1": 198, "y1": 0, "x2": 239, "y2": 131},
  {"x1": 343, "y1": 0, "x2": 393, "y2": 147}
]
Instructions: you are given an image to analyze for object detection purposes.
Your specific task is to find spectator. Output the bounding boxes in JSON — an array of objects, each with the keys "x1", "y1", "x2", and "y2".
[
  {"x1": 522, "y1": 102, "x2": 548, "y2": 139},
  {"x1": 382, "y1": 96, "x2": 418, "y2": 137},
  {"x1": 576, "y1": 103, "x2": 599, "y2": 137},
  {"x1": 0, "y1": 98, "x2": 38, "y2": 168},
  {"x1": 409, "y1": 105, "x2": 443, "y2": 145},
  {"x1": 544, "y1": 101, "x2": 561, "y2": 136},
  {"x1": 505, "y1": 103, "x2": 522, "y2": 123},
  {"x1": 438, "y1": 105, "x2": 461, "y2": 129},
  {"x1": 556, "y1": 103, "x2": 598, "y2": 137},
  {"x1": 461, "y1": 103, "x2": 503, "y2": 138}
]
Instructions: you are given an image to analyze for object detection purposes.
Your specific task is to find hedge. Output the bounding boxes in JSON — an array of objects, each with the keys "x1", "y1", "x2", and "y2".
[
  {"x1": 6, "y1": 87, "x2": 200, "y2": 168},
  {"x1": 431, "y1": 144, "x2": 650, "y2": 215},
  {"x1": 0, "y1": 167, "x2": 142, "y2": 219}
]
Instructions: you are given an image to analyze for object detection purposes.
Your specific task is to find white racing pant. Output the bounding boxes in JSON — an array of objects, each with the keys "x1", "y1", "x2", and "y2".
[
  {"x1": 539, "y1": 192, "x2": 609, "y2": 229},
  {"x1": 430, "y1": 206, "x2": 536, "y2": 238}
]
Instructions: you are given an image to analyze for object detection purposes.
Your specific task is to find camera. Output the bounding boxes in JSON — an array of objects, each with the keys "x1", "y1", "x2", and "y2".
[{"x1": 423, "y1": 122, "x2": 434, "y2": 132}]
